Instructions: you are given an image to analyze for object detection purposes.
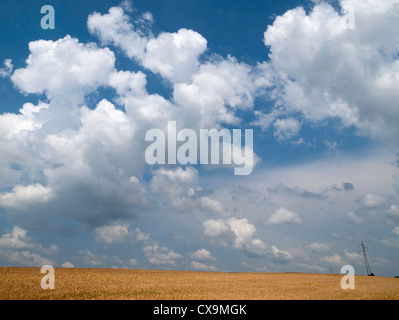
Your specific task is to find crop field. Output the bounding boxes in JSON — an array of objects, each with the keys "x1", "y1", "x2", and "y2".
[{"x1": 0, "y1": 267, "x2": 398, "y2": 300}]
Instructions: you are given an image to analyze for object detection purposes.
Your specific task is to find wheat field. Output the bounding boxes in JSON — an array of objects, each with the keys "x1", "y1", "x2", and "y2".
[{"x1": 0, "y1": 267, "x2": 398, "y2": 300}]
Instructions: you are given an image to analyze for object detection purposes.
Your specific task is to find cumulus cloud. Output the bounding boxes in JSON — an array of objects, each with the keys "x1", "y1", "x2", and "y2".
[
  {"x1": 0, "y1": 184, "x2": 55, "y2": 210},
  {"x1": 1, "y1": 0, "x2": 398, "y2": 272},
  {"x1": 0, "y1": 227, "x2": 36, "y2": 250},
  {"x1": 142, "y1": 28, "x2": 207, "y2": 83},
  {"x1": 191, "y1": 261, "x2": 218, "y2": 271},
  {"x1": 203, "y1": 219, "x2": 231, "y2": 238},
  {"x1": 87, "y1": 6, "x2": 149, "y2": 60},
  {"x1": 37, "y1": 99, "x2": 146, "y2": 227},
  {"x1": 360, "y1": 193, "x2": 387, "y2": 208},
  {"x1": 228, "y1": 218, "x2": 257, "y2": 249},
  {"x1": 88, "y1": 5, "x2": 207, "y2": 83},
  {"x1": 135, "y1": 228, "x2": 183, "y2": 266},
  {"x1": 321, "y1": 254, "x2": 345, "y2": 265},
  {"x1": 62, "y1": 261, "x2": 75, "y2": 268},
  {"x1": 266, "y1": 207, "x2": 302, "y2": 225},
  {"x1": 344, "y1": 249, "x2": 363, "y2": 261},
  {"x1": 108, "y1": 70, "x2": 147, "y2": 97},
  {"x1": 387, "y1": 205, "x2": 399, "y2": 223},
  {"x1": 308, "y1": 242, "x2": 330, "y2": 253},
  {"x1": 78, "y1": 250, "x2": 109, "y2": 267},
  {"x1": 173, "y1": 56, "x2": 256, "y2": 127},
  {"x1": 203, "y1": 217, "x2": 268, "y2": 258},
  {"x1": 95, "y1": 223, "x2": 134, "y2": 244},
  {"x1": 394, "y1": 175, "x2": 399, "y2": 195},
  {"x1": 11, "y1": 36, "x2": 116, "y2": 104},
  {"x1": 271, "y1": 245, "x2": 292, "y2": 263},
  {"x1": 143, "y1": 244, "x2": 183, "y2": 266},
  {"x1": 0, "y1": 250, "x2": 54, "y2": 267},
  {"x1": 127, "y1": 258, "x2": 138, "y2": 266},
  {"x1": 89, "y1": 3, "x2": 261, "y2": 132},
  {"x1": 190, "y1": 248, "x2": 216, "y2": 261},
  {"x1": 135, "y1": 228, "x2": 151, "y2": 243},
  {"x1": 200, "y1": 197, "x2": 226, "y2": 216},
  {"x1": 77, "y1": 251, "x2": 126, "y2": 268},
  {"x1": 273, "y1": 117, "x2": 301, "y2": 142},
  {"x1": 256, "y1": 0, "x2": 399, "y2": 143},
  {"x1": 347, "y1": 211, "x2": 364, "y2": 224},
  {"x1": 0, "y1": 226, "x2": 58, "y2": 255},
  {"x1": 150, "y1": 167, "x2": 199, "y2": 211},
  {"x1": 0, "y1": 227, "x2": 58, "y2": 267},
  {"x1": 0, "y1": 96, "x2": 148, "y2": 229},
  {"x1": 295, "y1": 263, "x2": 326, "y2": 273},
  {"x1": 0, "y1": 59, "x2": 13, "y2": 78}
]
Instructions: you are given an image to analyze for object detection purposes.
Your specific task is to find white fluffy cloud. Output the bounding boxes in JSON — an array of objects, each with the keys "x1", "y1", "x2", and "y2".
[
  {"x1": 39, "y1": 99, "x2": 147, "y2": 226},
  {"x1": 360, "y1": 193, "x2": 387, "y2": 208},
  {"x1": 150, "y1": 167, "x2": 199, "y2": 211},
  {"x1": 134, "y1": 228, "x2": 183, "y2": 266},
  {"x1": 191, "y1": 261, "x2": 218, "y2": 271},
  {"x1": 142, "y1": 28, "x2": 207, "y2": 83},
  {"x1": 0, "y1": 59, "x2": 13, "y2": 78},
  {"x1": 173, "y1": 57, "x2": 256, "y2": 127},
  {"x1": 0, "y1": 227, "x2": 35, "y2": 250},
  {"x1": 62, "y1": 261, "x2": 75, "y2": 268},
  {"x1": 344, "y1": 249, "x2": 363, "y2": 261},
  {"x1": 0, "y1": 184, "x2": 55, "y2": 210},
  {"x1": 1, "y1": 0, "x2": 398, "y2": 272},
  {"x1": 78, "y1": 250, "x2": 109, "y2": 267},
  {"x1": 203, "y1": 217, "x2": 268, "y2": 257},
  {"x1": 87, "y1": 6, "x2": 149, "y2": 61},
  {"x1": 11, "y1": 36, "x2": 116, "y2": 104},
  {"x1": 347, "y1": 211, "x2": 364, "y2": 224},
  {"x1": 273, "y1": 117, "x2": 301, "y2": 142},
  {"x1": 228, "y1": 218, "x2": 257, "y2": 249},
  {"x1": 0, "y1": 250, "x2": 54, "y2": 267},
  {"x1": 143, "y1": 244, "x2": 183, "y2": 266},
  {"x1": 108, "y1": 70, "x2": 147, "y2": 97},
  {"x1": 88, "y1": 3, "x2": 260, "y2": 130},
  {"x1": 308, "y1": 242, "x2": 330, "y2": 253},
  {"x1": 256, "y1": 0, "x2": 399, "y2": 142},
  {"x1": 271, "y1": 245, "x2": 292, "y2": 263},
  {"x1": 95, "y1": 223, "x2": 134, "y2": 244},
  {"x1": 200, "y1": 197, "x2": 226, "y2": 216},
  {"x1": 203, "y1": 219, "x2": 230, "y2": 237},
  {"x1": 190, "y1": 248, "x2": 217, "y2": 261},
  {"x1": 0, "y1": 227, "x2": 58, "y2": 267},
  {"x1": 321, "y1": 254, "x2": 345, "y2": 266},
  {"x1": 266, "y1": 207, "x2": 302, "y2": 225},
  {"x1": 88, "y1": 6, "x2": 207, "y2": 83}
]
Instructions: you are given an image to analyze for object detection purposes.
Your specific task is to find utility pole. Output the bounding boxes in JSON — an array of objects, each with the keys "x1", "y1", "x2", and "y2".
[{"x1": 360, "y1": 241, "x2": 374, "y2": 276}]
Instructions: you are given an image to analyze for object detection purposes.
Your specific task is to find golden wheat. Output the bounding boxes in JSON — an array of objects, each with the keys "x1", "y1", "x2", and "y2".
[{"x1": 0, "y1": 267, "x2": 398, "y2": 300}]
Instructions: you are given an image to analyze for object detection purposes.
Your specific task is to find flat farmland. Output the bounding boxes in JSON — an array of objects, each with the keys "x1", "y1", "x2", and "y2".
[{"x1": 0, "y1": 267, "x2": 398, "y2": 300}]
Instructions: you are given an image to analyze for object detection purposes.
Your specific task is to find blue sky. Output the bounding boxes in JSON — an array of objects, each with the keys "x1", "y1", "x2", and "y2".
[{"x1": 0, "y1": 0, "x2": 398, "y2": 277}]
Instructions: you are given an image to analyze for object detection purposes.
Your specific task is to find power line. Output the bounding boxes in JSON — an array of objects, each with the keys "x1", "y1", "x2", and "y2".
[{"x1": 360, "y1": 241, "x2": 374, "y2": 276}]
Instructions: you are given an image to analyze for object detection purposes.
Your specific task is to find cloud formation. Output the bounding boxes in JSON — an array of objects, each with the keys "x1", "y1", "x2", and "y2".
[
  {"x1": 0, "y1": 0, "x2": 398, "y2": 275},
  {"x1": 256, "y1": 0, "x2": 399, "y2": 143},
  {"x1": 266, "y1": 207, "x2": 302, "y2": 225}
]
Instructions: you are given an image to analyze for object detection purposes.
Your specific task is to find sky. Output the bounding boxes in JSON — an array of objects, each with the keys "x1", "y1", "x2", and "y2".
[{"x1": 0, "y1": 0, "x2": 398, "y2": 277}]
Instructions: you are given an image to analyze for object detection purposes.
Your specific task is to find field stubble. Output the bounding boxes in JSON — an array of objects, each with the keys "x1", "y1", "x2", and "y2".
[{"x1": 0, "y1": 267, "x2": 398, "y2": 300}]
